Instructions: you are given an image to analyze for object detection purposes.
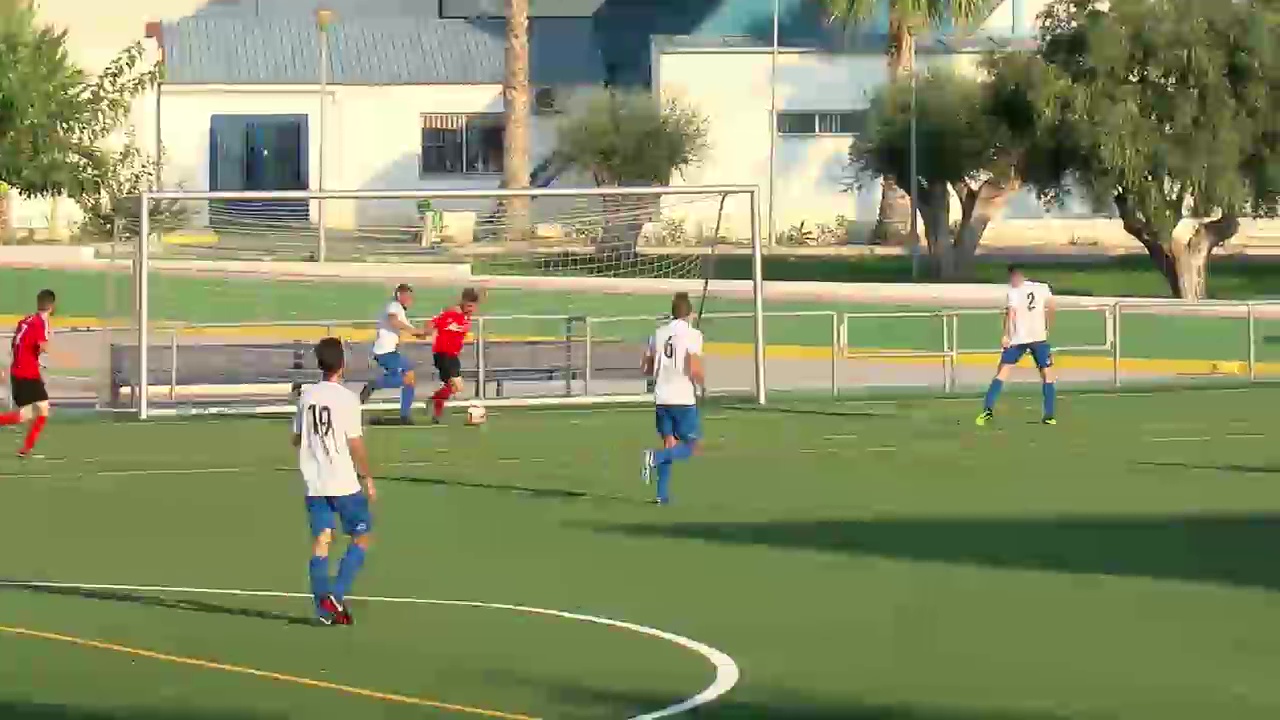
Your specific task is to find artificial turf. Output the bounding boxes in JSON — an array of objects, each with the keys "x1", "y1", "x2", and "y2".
[
  {"x1": 2, "y1": 268, "x2": 1279, "y2": 366},
  {"x1": 2, "y1": 387, "x2": 1280, "y2": 718}
]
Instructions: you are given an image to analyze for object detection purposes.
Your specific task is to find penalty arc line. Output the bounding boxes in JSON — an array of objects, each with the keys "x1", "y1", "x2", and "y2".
[
  {"x1": 0, "y1": 624, "x2": 535, "y2": 720},
  {"x1": 0, "y1": 580, "x2": 740, "y2": 720}
]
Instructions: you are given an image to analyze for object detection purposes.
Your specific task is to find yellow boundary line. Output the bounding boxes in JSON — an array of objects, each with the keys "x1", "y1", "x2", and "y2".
[{"x1": 0, "y1": 624, "x2": 539, "y2": 720}]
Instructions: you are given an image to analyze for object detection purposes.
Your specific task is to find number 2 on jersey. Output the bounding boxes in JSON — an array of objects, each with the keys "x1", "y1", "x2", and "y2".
[{"x1": 1026, "y1": 292, "x2": 1037, "y2": 311}]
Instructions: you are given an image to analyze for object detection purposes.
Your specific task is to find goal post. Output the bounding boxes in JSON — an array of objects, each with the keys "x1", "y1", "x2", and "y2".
[{"x1": 133, "y1": 185, "x2": 766, "y2": 419}]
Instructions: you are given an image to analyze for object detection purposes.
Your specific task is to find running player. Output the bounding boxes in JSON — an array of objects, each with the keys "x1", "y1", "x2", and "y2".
[
  {"x1": 640, "y1": 292, "x2": 705, "y2": 505},
  {"x1": 360, "y1": 283, "x2": 428, "y2": 425},
  {"x1": 294, "y1": 338, "x2": 375, "y2": 626},
  {"x1": 977, "y1": 265, "x2": 1057, "y2": 426},
  {"x1": 425, "y1": 288, "x2": 480, "y2": 424},
  {"x1": 1, "y1": 289, "x2": 56, "y2": 458}
]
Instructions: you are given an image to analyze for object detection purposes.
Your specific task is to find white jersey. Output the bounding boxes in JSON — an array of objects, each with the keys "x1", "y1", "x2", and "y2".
[
  {"x1": 294, "y1": 381, "x2": 364, "y2": 497},
  {"x1": 372, "y1": 301, "x2": 408, "y2": 355},
  {"x1": 1007, "y1": 281, "x2": 1052, "y2": 345},
  {"x1": 649, "y1": 318, "x2": 704, "y2": 406}
]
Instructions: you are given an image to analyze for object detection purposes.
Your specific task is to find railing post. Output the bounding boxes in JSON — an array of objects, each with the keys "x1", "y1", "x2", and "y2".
[
  {"x1": 170, "y1": 330, "x2": 178, "y2": 401},
  {"x1": 584, "y1": 318, "x2": 594, "y2": 397},
  {"x1": 950, "y1": 313, "x2": 960, "y2": 393},
  {"x1": 1112, "y1": 303, "x2": 1122, "y2": 387},
  {"x1": 830, "y1": 312, "x2": 838, "y2": 398},
  {"x1": 1247, "y1": 303, "x2": 1257, "y2": 382},
  {"x1": 564, "y1": 316, "x2": 574, "y2": 397},
  {"x1": 941, "y1": 312, "x2": 953, "y2": 393},
  {"x1": 476, "y1": 317, "x2": 487, "y2": 400}
]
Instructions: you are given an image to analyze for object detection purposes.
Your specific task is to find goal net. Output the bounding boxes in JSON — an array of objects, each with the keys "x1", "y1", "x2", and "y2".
[{"x1": 120, "y1": 186, "x2": 766, "y2": 418}]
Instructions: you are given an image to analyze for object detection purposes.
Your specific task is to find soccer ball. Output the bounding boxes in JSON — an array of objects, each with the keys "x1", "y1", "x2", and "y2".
[{"x1": 465, "y1": 404, "x2": 487, "y2": 425}]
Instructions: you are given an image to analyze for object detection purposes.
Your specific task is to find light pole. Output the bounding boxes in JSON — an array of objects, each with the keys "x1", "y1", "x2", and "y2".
[
  {"x1": 766, "y1": 0, "x2": 779, "y2": 248},
  {"x1": 909, "y1": 40, "x2": 921, "y2": 280},
  {"x1": 316, "y1": 8, "x2": 332, "y2": 263}
]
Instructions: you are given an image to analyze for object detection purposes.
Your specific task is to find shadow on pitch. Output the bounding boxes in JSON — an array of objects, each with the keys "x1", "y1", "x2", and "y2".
[
  {"x1": 720, "y1": 403, "x2": 887, "y2": 419},
  {"x1": 542, "y1": 684, "x2": 1070, "y2": 720},
  {"x1": 0, "y1": 701, "x2": 279, "y2": 719},
  {"x1": 1, "y1": 583, "x2": 316, "y2": 626},
  {"x1": 385, "y1": 475, "x2": 645, "y2": 504},
  {"x1": 1135, "y1": 460, "x2": 1280, "y2": 474},
  {"x1": 593, "y1": 513, "x2": 1280, "y2": 592}
]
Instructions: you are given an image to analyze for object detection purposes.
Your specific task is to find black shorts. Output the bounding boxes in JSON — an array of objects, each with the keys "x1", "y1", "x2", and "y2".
[
  {"x1": 11, "y1": 377, "x2": 48, "y2": 408},
  {"x1": 434, "y1": 352, "x2": 462, "y2": 382}
]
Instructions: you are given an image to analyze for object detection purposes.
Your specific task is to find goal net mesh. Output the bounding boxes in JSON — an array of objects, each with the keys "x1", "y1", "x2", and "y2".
[{"x1": 117, "y1": 187, "x2": 766, "y2": 417}]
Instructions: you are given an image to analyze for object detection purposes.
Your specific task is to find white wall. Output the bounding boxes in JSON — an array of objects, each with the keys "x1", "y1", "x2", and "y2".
[{"x1": 154, "y1": 83, "x2": 563, "y2": 230}]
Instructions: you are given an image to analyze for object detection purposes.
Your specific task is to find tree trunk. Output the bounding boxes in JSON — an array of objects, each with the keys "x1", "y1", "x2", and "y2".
[
  {"x1": 1168, "y1": 215, "x2": 1240, "y2": 301},
  {"x1": 0, "y1": 190, "x2": 9, "y2": 244},
  {"x1": 952, "y1": 179, "x2": 1019, "y2": 279},
  {"x1": 502, "y1": 0, "x2": 531, "y2": 242},
  {"x1": 873, "y1": 19, "x2": 915, "y2": 247},
  {"x1": 917, "y1": 184, "x2": 955, "y2": 278}
]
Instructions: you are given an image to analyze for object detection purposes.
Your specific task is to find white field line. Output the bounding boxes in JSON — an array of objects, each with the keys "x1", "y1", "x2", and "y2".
[
  {"x1": 0, "y1": 580, "x2": 740, "y2": 720},
  {"x1": 1145, "y1": 437, "x2": 1211, "y2": 442}
]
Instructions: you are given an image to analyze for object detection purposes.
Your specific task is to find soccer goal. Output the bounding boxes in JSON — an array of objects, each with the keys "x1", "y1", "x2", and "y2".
[{"x1": 121, "y1": 185, "x2": 766, "y2": 419}]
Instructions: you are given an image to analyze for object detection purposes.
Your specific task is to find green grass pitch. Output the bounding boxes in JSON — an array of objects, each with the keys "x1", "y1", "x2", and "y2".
[{"x1": 3, "y1": 387, "x2": 1280, "y2": 718}]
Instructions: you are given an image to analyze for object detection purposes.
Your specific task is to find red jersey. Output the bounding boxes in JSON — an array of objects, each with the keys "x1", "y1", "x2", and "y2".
[
  {"x1": 11, "y1": 313, "x2": 50, "y2": 380},
  {"x1": 432, "y1": 308, "x2": 471, "y2": 356}
]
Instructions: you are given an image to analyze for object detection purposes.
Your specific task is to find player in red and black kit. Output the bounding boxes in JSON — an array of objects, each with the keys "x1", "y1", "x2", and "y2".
[
  {"x1": 426, "y1": 288, "x2": 481, "y2": 424},
  {"x1": 2, "y1": 289, "x2": 56, "y2": 458}
]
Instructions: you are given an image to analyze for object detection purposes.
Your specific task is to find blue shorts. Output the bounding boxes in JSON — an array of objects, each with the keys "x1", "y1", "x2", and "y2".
[
  {"x1": 305, "y1": 493, "x2": 372, "y2": 538},
  {"x1": 374, "y1": 351, "x2": 413, "y2": 380},
  {"x1": 1000, "y1": 341, "x2": 1053, "y2": 369},
  {"x1": 656, "y1": 405, "x2": 701, "y2": 442}
]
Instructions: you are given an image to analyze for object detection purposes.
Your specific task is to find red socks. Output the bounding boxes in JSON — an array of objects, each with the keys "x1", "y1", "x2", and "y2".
[
  {"x1": 21, "y1": 416, "x2": 47, "y2": 454},
  {"x1": 0, "y1": 411, "x2": 20, "y2": 426},
  {"x1": 430, "y1": 385, "x2": 453, "y2": 417}
]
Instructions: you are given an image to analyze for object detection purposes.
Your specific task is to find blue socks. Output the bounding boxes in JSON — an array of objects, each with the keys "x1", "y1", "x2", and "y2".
[
  {"x1": 653, "y1": 443, "x2": 695, "y2": 503},
  {"x1": 332, "y1": 544, "x2": 367, "y2": 601},
  {"x1": 983, "y1": 378, "x2": 1004, "y2": 411},
  {"x1": 308, "y1": 555, "x2": 330, "y2": 608},
  {"x1": 1043, "y1": 382, "x2": 1056, "y2": 418},
  {"x1": 400, "y1": 384, "x2": 416, "y2": 419}
]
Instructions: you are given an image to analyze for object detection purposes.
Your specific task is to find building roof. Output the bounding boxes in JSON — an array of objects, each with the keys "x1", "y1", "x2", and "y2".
[{"x1": 162, "y1": 16, "x2": 605, "y2": 86}]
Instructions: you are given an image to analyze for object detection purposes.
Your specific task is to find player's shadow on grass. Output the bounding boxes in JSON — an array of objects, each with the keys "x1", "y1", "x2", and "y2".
[
  {"x1": 385, "y1": 475, "x2": 645, "y2": 504},
  {"x1": 1135, "y1": 460, "x2": 1280, "y2": 474},
  {"x1": 2, "y1": 583, "x2": 317, "y2": 626},
  {"x1": 0, "y1": 701, "x2": 280, "y2": 719},
  {"x1": 543, "y1": 684, "x2": 1070, "y2": 719},
  {"x1": 595, "y1": 513, "x2": 1280, "y2": 592}
]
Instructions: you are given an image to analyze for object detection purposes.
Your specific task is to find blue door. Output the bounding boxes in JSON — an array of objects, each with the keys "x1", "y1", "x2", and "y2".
[{"x1": 209, "y1": 114, "x2": 309, "y2": 226}]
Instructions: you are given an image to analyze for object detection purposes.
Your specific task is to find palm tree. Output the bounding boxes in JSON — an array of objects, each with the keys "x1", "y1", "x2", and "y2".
[
  {"x1": 503, "y1": 0, "x2": 531, "y2": 240},
  {"x1": 823, "y1": 0, "x2": 988, "y2": 245}
]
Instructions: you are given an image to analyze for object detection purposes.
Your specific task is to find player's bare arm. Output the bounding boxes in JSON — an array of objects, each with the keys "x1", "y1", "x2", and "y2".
[
  {"x1": 687, "y1": 352, "x2": 705, "y2": 386},
  {"x1": 1045, "y1": 297, "x2": 1056, "y2": 334},
  {"x1": 641, "y1": 347, "x2": 655, "y2": 375},
  {"x1": 348, "y1": 436, "x2": 375, "y2": 501},
  {"x1": 1001, "y1": 308, "x2": 1013, "y2": 349}
]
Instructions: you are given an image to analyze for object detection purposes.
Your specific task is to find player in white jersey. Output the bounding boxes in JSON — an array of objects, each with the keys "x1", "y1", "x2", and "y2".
[
  {"x1": 360, "y1": 283, "x2": 429, "y2": 424},
  {"x1": 640, "y1": 292, "x2": 705, "y2": 505},
  {"x1": 294, "y1": 338, "x2": 375, "y2": 626},
  {"x1": 977, "y1": 265, "x2": 1058, "y2": 426}
]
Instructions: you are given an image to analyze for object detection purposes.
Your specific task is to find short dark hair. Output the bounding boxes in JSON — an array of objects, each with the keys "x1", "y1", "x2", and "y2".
[
  {"x1": 315, "y1": 337, "x2": 346, "y2": 377},
  {"x1": 461, "y1": 287, "x2": 480, "y2": 303},
  {"x1": 671, "y1": 292, "x2": 693, "y2": 319},
  {"x1": 36, "y1": 289, "x2": 56, "y2": 311},
  {"x1": 1007, "y1": 264, "x2": 1024, "y2": 276},
  {"x1": 394, "y1": 283, "x2": 414, "y2": 295}
]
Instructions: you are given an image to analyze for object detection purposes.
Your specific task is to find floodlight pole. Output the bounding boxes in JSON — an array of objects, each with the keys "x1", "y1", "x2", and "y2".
[
  {"x1": 909, "y1": 41, "x2": 921, "y2": 281},
  {"x1": 316, "y1": 9, "x2": 332, "y2": 263},
  {"x1": 766, "y1": 0, "x2": 779, "y2": 248}
]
